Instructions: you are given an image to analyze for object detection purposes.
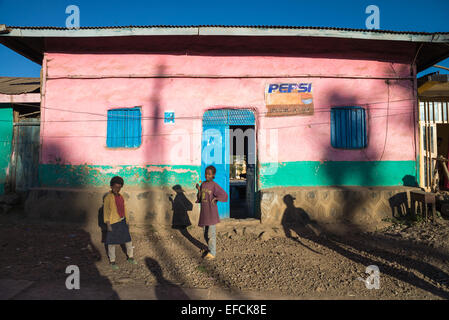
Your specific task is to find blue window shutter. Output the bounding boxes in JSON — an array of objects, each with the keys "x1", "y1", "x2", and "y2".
[
  {"x1": 119, "y1": 109, "x2": 126, "y2": 147},
  {"x1": 107, "y1": 107, "x2": 141, "y2": 148},
  {"x1": 331, "y1": 107, "x2": 367, "y2": 149},
  {"x1": 128, "y1": 108, "x2": 142, "y2": 147}
]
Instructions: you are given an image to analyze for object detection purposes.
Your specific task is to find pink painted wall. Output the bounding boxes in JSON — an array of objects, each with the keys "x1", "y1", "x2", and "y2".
[{"x1": 42, "y1": 38, "x2": 417, "y2": 166}]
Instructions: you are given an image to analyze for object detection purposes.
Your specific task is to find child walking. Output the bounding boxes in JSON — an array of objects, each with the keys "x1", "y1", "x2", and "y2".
[
  {"x1": 196, "y1": 165, "x2": 228, "y2": 260},
  {"x1": 104, "y1": 176, "x2": 137, "y2": 270}
]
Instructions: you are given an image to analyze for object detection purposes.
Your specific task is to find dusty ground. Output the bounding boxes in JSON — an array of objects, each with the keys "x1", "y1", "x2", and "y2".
[{"x1": 1, "y1": 209, "x2": 449, "y2": 300}]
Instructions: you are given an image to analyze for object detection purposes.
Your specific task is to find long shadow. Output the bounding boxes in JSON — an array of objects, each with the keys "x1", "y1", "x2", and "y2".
[
  {"x1": 305, "y1": 84, "x2": 449, "y2": 298},
  {"x1": 322, "y1": 232, "x2": 449, "y2": 299},
  {"x1": 170, "y1": 184, "x2": 193, "y2": 228},
  {"x1": 145, "y1": 257, "x2": 190, "y2": 300},
  {"x1": 170, "y1": 184, "x2": 208, "y2": 252},
  {"x1": 281, "y1": 196, "x2": 449, "y2": 299},
  {"x1": 97, "y1": 192, "x2": 110, "y2": 258},
  {"x1": 21, "y1": 141, "x2": 119, "y2": 299},
  {"x1": 388, "y1": 191, "x2": 410, "y2": 220},
  {"x1": 318, "y1": 79, "x2": 415, "y2": 225},
  {"x1": 0, "y1": 217, "x2": 120, "y2": 300},
  {"x1": 140, "y1": 63, "x2": 247, "y2": 299},
  {"x1": 281, "y1": 195, "x2": 322, "y2": 254}
]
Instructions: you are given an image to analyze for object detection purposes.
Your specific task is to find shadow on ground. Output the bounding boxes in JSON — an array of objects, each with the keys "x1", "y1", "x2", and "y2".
[
  {"x1": 145, "y1": 257, "x2": 190, "y2": 300},
  {"x1": 281, "y1": 193, "x2": 449, "y2": 299},
  {"x1": 0, "y1": 219, "x2": 119, "y2": 300}
]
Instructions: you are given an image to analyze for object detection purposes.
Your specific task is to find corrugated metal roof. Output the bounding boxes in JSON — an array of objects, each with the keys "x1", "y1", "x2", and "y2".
[
  {"x1": 2, "y1": 24, "x2": 448, "y2": 45},
  {"x1": 0, "y1": 77, "x2": 40, "y2": 95},
  {"x1": 4, "y1": 25, "x2": 449, "y2": 35},
  {"x1": 1, "y1": 25, "x2": 448, "y2": 72}
]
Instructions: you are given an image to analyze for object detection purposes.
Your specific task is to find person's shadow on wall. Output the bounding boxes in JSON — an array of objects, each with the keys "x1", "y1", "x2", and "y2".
[
  {"x1": 170, "y1": 185, "x2": 193, "y2": 228},
  {"x1": 169, "y1": 185, "x2": 208, "y2": 252},
  {"x1": 145, "y1": 257, "x2": 190, "y2": 300},
  {"x1": 402, "y1": 175, "x2": 419, "y2": 187},
  {"x1": 281, "y1": 194, "x2": 323, "y2": 254},
  {"x1": 98, "y1": 193, "x2": 109, "y2": 257}
]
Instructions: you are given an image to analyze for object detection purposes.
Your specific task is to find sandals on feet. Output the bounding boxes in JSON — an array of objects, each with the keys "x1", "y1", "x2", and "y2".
[{"x1": 110, "y1": 262, "x2": 119, "y2": 270}]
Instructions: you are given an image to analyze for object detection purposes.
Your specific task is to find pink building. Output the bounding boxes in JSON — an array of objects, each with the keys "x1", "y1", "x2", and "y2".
[{"x1": 2, "y1": 25, "x2": 448, "y2": 228}]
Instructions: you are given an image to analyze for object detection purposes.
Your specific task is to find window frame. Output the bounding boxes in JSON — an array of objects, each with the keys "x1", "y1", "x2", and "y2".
[
  {"x1": 330, "y1": 106, "x2": 368, "y2": 150},
  {"x1": 106, "y1": 106, "x2": 142, "y2": 149}
]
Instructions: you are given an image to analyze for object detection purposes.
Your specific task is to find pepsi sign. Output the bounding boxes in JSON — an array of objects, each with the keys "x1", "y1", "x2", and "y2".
[{"x1": 265, "y1": 83, "x2": 314, "y2": 117}]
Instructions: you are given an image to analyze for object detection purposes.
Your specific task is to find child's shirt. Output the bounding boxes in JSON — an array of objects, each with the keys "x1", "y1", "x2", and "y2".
[
  {"x1": 114, "y1": 194, "x2": 125, "y2": 218},
  {"x1": 104, "y1": 192, "x2": 129, "y2": 225},
  {"x1": 198, "y1": 180, "x2": 228, "y2": 226}
]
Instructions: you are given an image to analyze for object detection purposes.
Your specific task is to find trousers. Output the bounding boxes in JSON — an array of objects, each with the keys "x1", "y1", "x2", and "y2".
[
  {"x1": 203, "y1": 225, "x2": 216, "y2": 256},
  {"x1": 108, "y1": 241, "x2": 133, "y2": 262}
]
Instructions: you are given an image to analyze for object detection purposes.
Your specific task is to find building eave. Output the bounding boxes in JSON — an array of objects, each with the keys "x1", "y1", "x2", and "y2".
[{"x1": 1, "y1": 25, "x2": 448, "y2": 72}]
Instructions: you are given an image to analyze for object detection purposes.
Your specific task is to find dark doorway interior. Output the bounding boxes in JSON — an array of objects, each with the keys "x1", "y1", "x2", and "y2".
[
  {"x1": 437, "y1": 123, "x2": 449, "y2": 190},
  {"x1": 229, "y1": 125, "x2": 254, "y2": 219}
]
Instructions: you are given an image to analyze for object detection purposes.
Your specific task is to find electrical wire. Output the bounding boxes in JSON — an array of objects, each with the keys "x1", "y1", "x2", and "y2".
[
  {"x1": 35, "y1": 111, "x2": 414, "y2": 139},
  {"x1": 6, "y1": 97, "x2": 417, "y2": 123},
  {"x1": 378, "y1": 81, "x2": 390, "y2": 161}
]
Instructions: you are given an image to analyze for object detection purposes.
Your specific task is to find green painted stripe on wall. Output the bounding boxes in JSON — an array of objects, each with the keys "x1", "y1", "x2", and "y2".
[
  {"x1": 0, "y1": 108, "x2": 13, "y2": 195},
  {"x1": 416, "y1": 155, "x2": 420, "y2": 185},
  {"x1": 259, "y1": 161, "x2": 418, "y2": 188},
  {"x1": 39, "y1": 164, "x2": 201, "y2": 188},
  {"x1": 39, "y1": 161, "x2": 419, "y2": 189}
]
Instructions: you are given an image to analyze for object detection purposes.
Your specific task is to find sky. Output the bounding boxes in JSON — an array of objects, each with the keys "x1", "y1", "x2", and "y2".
[{"x1": 0, "y1": 0, "x2": 448, "y2": 78}]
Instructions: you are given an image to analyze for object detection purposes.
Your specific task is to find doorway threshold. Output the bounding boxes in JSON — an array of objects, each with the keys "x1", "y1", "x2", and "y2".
[{"x1": 220, "y1": 218, "x2": 261, "y2": 226}]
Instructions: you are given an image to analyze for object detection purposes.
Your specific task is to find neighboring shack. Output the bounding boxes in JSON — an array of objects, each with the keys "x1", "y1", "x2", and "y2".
[
  {"x1": 1, "y1": 25, "x2": 449, "y2": 231},
  {"x1": 0, "y1": 77, "x2": 40, "y2": 197},
  {"x1": 417, "y1": 72, "x2": 449, "y2": 191}
]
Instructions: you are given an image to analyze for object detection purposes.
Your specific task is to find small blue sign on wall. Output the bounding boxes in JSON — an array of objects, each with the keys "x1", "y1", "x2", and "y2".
[{"x1": 164, "y1": 111, "x2": 175, "y2": 124}]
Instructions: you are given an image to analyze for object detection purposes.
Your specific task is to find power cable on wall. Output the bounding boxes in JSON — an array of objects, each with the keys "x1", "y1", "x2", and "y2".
[
  {"x1": 378, "y1": 80, "x2": 390, "y2": 161},
  {"x1": 10, "y1": 96, "x2": 417, "y2": 122},
  {"x1": 0, "y1": 110, "x2": 416, "y2": 134},
  {"x1": 33, "y1": 111, "x2": 414, "y2": 139}
]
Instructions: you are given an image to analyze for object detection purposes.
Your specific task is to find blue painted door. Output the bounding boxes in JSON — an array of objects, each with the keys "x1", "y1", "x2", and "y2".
[
  {"x1": 201, "y1": 125, "x2": 230, "y2": 219},
  {"x1": 201, "y1": 109, "x2": 256, "y2": 219}
]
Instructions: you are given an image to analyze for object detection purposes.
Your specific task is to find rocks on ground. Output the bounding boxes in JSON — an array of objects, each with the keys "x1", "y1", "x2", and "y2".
[{"x1": 1, "y1": 214, "x2": 449, "y2": 299}]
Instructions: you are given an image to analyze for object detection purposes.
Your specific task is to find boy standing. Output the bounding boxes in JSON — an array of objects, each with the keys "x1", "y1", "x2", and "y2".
[
  {"x1": 104, "y1": 176, "x2": 137, "y2": 270},
  {"x1": 196, "y1": 166, "x2": 228, "y2": 260}
]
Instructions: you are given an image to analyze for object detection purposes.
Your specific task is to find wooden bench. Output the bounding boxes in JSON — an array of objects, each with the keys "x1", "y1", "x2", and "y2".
[{"x1": 409, "y1": 191, "x2": 436, "y2": 222}]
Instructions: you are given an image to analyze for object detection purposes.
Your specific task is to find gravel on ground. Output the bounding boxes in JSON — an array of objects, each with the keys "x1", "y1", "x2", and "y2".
[{"x1": 1, "y1": 212, "x2": 449, "y2": 299}]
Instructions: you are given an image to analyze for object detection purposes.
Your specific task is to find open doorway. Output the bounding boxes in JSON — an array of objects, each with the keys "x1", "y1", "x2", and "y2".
[
  {"x1": 437, "y1": 123, "x2": 449, "y2": 190},
  {"x1": 229, "y1": 125, "x2": 255, "y2": 219},
  {"x1": 201, "y1": 108, "x2": 257, "y2": 219}
]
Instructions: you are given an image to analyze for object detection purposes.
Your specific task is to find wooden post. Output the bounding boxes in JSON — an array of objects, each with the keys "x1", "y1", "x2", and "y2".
[
  {"x1": 13, "y1": 110, "x2": 19, "y2": 123},
  {"x1": 431, "y1": 158, "x2": 439, "y2": 193}
]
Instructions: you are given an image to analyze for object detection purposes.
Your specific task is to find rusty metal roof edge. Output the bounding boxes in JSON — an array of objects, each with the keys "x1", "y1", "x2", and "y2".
[
  {"x1": 0, "y1": 76, "x2": 40, "y2": 81},
  {"x1": 1, "y1": 25, "x2": 449, "y2": 43},
  {"x1": 3, "y1": 24, "x2": 449, "y2": 34},
  {"x1": 0, "y1": 77, "x2": 41, "y2": 95},
  {"x1": 0, "y1": 24, "x2": 8, "y2": 34}
]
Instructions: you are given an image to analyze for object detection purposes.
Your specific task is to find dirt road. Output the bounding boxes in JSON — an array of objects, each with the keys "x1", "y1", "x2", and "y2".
[{"x1": 1, "y1": 212, "x2": 449, "y2": 300}]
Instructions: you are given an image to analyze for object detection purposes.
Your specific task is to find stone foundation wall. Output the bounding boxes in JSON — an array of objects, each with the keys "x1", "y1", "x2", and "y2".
[
  {"x1": 23, "y1": 186, "x2": 419, "y2": 233},
  {"x1": 259, "y1": 186, "x2": 419, "y2": 232},
  {"x1": 24, "y1": 186, "x2": 201, "y2": 233}
]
